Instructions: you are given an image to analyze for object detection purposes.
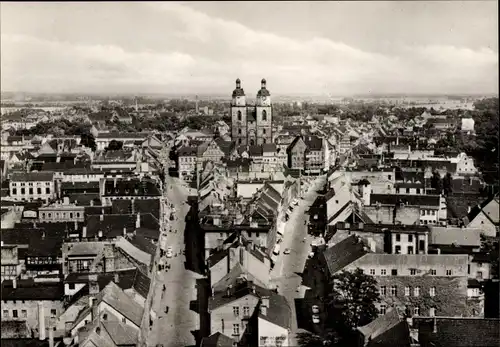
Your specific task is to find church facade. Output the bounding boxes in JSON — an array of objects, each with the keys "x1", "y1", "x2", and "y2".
[{"x1": 231, "y1": 78, "x2": 273, "y2": 146}]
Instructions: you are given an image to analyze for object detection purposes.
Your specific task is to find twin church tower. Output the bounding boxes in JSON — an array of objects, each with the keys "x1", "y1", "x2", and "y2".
[{"x1": 230, "y1": 78, "x2": 273, "y2": 146}]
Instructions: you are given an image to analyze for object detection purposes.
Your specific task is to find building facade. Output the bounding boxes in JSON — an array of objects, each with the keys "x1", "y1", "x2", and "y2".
[{"x1": 231, "y1": 79, "x2": 273, "y2": 146}]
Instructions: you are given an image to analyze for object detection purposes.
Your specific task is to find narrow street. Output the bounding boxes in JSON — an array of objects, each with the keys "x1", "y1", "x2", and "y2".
[
  {"x1": 270, "y1": 175, "x2": 326, "y2": 343},
  {"x1": 146, "y1": 176, "x2": 203, "y2": 347}
]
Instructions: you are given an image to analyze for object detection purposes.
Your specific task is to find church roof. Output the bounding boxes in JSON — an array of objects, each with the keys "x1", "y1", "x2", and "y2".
[
  {"x1": 257, "y1": 88, "x2": 270, "y2": 97},
  {"x1": 232, "y1": 88, "x2": 245, "y2": 97}
]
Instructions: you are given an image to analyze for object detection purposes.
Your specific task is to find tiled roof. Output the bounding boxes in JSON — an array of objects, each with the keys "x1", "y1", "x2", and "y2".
[
  {"x1": 1, "y1": 280, "x2": 64, "y2": 301},
  {"x1": 201, "y1": 332, "x2": 237, "y2": 347},
  {"x1": 111, "y1": 199, "x2": 133, "y2": 214},
  {"x1": 103, "y1": 319, "x2": 138, "y2": 346},
  {"x1": 10, "y1": 172, "x2": 54, "y2": 182},
  {"x1": 96, "y1": 132, "x2": 148, "y2": 139},
  {"x1": 61, "y1": 181, "x2": 100, "y2": 192},
  {"x1": 358, "y1": 309, "x2": 410, "y2": 347},
  {"x1": 1, "y1": 320, "x2": 31, "y2": 339},
  {"x1": 415, "y1": 317, "x2": 500, "y2": 347},
  {"x1": 322, "y1": 235, "x2": 369, "y2": 274},
  {"x1": 371, "y1": 194, "x2": 440, "y2": 207},
  {"x1": 177, "y1": 146, "x2": 198, "y2": 157},
  {"x1": 430, "y1": 227, "x2": 482, "y2": 247},
  {"x1": 304, "y1": 135, "x2": 323, "y2": 151},
  {"x1": 102, "y1": 179, "x2": 161, "y2": 197},
  {"x1": 85, "y1": 213, "x2": 160, "y2": 240},
  {"x1": 0, "y1": 339, "x2": 51, "y2": 347},
  {"x1": 212, "y1": 263, "x2": 268, "y2": 293},
  {"x1": 134, "y1": 199, "x2": 161, "y2": 220},
  {"x1": 1, "y1": 224, "x2": 69, "y2": 257},
  {"x1": 262, "y1": 143, "x2": 277, "y2": 153},
  {"x1": 353, "y1": 253, "x2": 469, "y2": 268},
  {"x1": 68, "y1": 193, "x2": 101, "y2": 206},
  {"x1": 95, "y1": 281, "x2": 144, "y2": 326}
]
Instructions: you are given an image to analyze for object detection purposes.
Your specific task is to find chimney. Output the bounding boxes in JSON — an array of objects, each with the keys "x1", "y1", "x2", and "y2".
[
  {"x1": 226, "y1": 284, "x2": 233, "y2": 297},
  {"x1": 114, "y1": 273, "x2": 119, "y2": 284},
  {"x1": 82, "y1": 226, "x2": 87, "y2": 238},
  {"x1": 114, "y1": 177, "x2": 117, "y2": 188},
  {"x1": 467, "y1": 205, "x2": 471, "y2": 213},
  {"x1": 136, "y1": 213, "x2": 141, "y2": 229},
  {"x1": 48, "y1": 325, "x2": 54, "y2": 347},
  {"x1": 13, "y1": 278, "x2": 17, "y2": 289},
  {"x1": 74, "y1": 221, "x2": 78, "y2": 231},
  {"x1": 38, "y1": 302, "x2": 46, "y2": 340},
  {"x1": 432, "y1": 317, "x2": 437, "y2": 333},
  {"x1": 123, "y1": 227, "x2": 127, "y2": 237},
  {"x1": 89, "y1": 296, "x2": 95, "y2": 309},
  {"x1": 251, "y1": 285, "x2": 256, "y2": 294},
  {"x1": 437, "y1": 248, "x2": 441, "y2": 254},
  {"x1": 90, "y1": 199, "x2": 94, "y2": 207},
  {"x1": 100, "y1": 214, "x2": 104, "y2": 222}
]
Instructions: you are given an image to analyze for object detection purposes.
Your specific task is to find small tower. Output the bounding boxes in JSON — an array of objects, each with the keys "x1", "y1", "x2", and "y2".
[
  {"x1": 255, "y1": 78, "x2": 272, "y2": 145},
  {"x1": 195, "y1": 95, "x2": 199, "y2": 114},
  {"x1": 231, "y1": 78, "x2": 248, "y2": 145}
]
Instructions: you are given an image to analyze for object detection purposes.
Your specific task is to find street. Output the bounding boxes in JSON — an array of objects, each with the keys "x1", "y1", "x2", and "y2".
[
  {"x1": 146, "y1": 176, "x2": 203, "y2": 347},
  {"x1": 270, "y1": 175, "x2": 327, "y2": 343}
]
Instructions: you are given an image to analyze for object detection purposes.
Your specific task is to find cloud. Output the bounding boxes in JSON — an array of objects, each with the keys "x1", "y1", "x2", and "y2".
[{"x1": 1, "y1": 3, "x2": 497, "y2": 95}]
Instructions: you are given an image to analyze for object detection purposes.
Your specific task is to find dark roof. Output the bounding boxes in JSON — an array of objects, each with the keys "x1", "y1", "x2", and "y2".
[
  {"x1": 126, "y1": 234, "x2": 157, "y2": 257},
  {"x1": 0, "y1": 339, "x2": 51, "y2": 347},
  {"x1": 256, "y1": 87, "x2": 270, "y2": 97},
  {"x1": 67, "y1": 193, "x2": 101, "y2": 206},
  {"x1": 232, "y1": 87, "x2": 245, "y2": 98},
  {"x1": 64, "y1": 268, "x2": 151, "y2": 298},
  {"x1": 134, "y1": 199, "x2": 161, "y2": 220},
  {"x1": 262, "y1": 143, "x2": 277, "y2": 153},
  {"x1": 1, "y1": 320, "x2": 32, "y2": 339},
  {"x1": 85, "y1": 213, "x2": 160, "y2": 240},
  {"x1": 1, "y1": 280, "x2": 64, "y2": 301},
  {"x1": 61, "y1": 181, "x2": 100, "y2": 192},
  {"x1": 322, "y1": 235, "x2": 368, "y2": 274},
  {"x1": 111, "y1": 199, "x2": 133, "y2": 215},
  {"x1": 39, "y1": 161, "x2": 87, "y2": 172},
  {"x1": 177, "y1": 146, "x2": 198, "y2": 156},
  {"x1": 248, "y1": 145, "x2": 263, "y2": 157},
  {"x1": 303, "y1": 135, "x2": 323, "y2": 151},
  {"x1": 415, "y1": 317, "x2": 500, "y2": 347},
  {"x1": 358, "y1": 309, "x2": 411, "y2": 347},
  {"x1": 10, "y1": 172, "x2": 54, "y2": 182},
  {"x1": 96, "y1": 132, "x2": 148, "y2": 139},
  {"x1": 102, "y1": 179, "x2": 161, "y2": 197},
  {"x1": 88, "y1": 111, "x2": 112, "y2": 122},
  {"x1": 201, "y1": 332, "x2": 237, "y2": 347},
  {"x1": 371, "y1": 194, "x2": 440, "y2": 207}
]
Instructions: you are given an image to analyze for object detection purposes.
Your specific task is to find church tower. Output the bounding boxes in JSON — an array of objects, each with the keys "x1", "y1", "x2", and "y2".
[
  {"x1": 255, "y1": 78, "x2": 272, "y2": 145},
  {"x1": 231, "y1": 78, "x2": 248, "y2": 145}
]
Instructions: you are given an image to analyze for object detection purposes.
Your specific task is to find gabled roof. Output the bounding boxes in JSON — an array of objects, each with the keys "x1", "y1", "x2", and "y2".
[
  {"x1": 201, "y1": 332, "x2": 237, "y2": 347},
  {"x1": 322, "y1": 235, "x2": 369, "y2": 274},
  {"x1": 10, "y1": 172, "x2": 54, "y2": 182},
  {"x1": 94, "y1": 281, "x2": 144, "y2": 326},
  {"x1": 358, "y1": 309, "x2": 411, "y2": 347},
  {"x1": 415, "y1": 317, "x2": 500, "y2": 347},
  {"x1": 212, "y1": 263, "x2": 268, "y2": 293}
]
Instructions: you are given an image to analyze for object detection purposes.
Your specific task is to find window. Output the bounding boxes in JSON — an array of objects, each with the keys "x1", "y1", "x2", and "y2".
[
  {"x1": 396, "y1": 234, "x2": 401, "y2": 242},
  {"x1": 370, "y1": 269, "x2": 375, "y2": 275},
  {"x1": 388, "y1": 175, "x2": 392, "y2": 180},
  {"x1": 391, "y1": 269, "x2": 398, "y2": 276},
  {"x1": 429, "y1": 287, "x2": 436, "y2": 297},
  {"x1": 390, "y1": 286, "x2": 397, "y2": 296},
  {"x1": 46, "y1": 187, "x2": 50, "y2": 194},
  {"x1": 410, "y1": 269, "x2": 417, "y2": 275},
  {"x1": 421, "y1": 209, "x2": 425, "y2": 216},
  {"x1": 243, "y1": 306, "x2": 250, "y2": 317},
  {"x1": 406, "y1": 188, "x2": 410, "y2": 194},
  {"x1": 12, "y1": 310, "x2": 18, "y2": 318},
  {"x1": 446, "y1": 270, "x2": 452, "y2": 276},
  {"x1": 122, "y1": 317, "x2": 126, "y2": 323},
  {"x1": 379, "y1": 304, "x2": 386, "y2": 315},
  {"x1": 237, "y1": 111, "x2": 242, "y2": 121},
  {"x1": 395, "y1": 245, "x2": 401, "y2": 254},
  {"x1": 21, "y1": 188, "x2": 25, "y2": 195},
  {"x1": 233, "y1": 324, "x2": 239, "y2": 335},
  {"x1": 426, "y1": 210, "x2": 430, "y2": 215},
  {"x1": 262, "y1": 110, "x2": 267, "y2": 121},
  {"x1": 477, "y1": 271, "x2": 483, "y2": 279},
  {"x1": 405, "y1": 286, "x2": 411, "y2": 296},
  {"x1": 414, "y1": 306, "x2": 420, "y2": 316},
  {"x1": 37, "y1": 188, "x2": 42, "y2": 194},
  {"x1": 51, "y1": 309, "x2": 57, "y2": 317},
  {"x1": 380, "y1": 286, "x2": 387, "y2": 296},
  {"x1": 21, "y1": 310, "x2": 27, "y2": 318},
  {"x1": 263, "y1": 128, "x2": 266, "y2": 135},
  {"x1": 408, "y1": 234, "x2": 413, "y2": 242},
  {"x1": 233, "y1": 306, "x2": 239, "y2": 316},
  {"x1": 2, "y1": 310, "x2": 8, "y2": 318},
  {"x1": 414, "y1": 286, "x2": 420, "y2": 297},
  {"x1": 408, "y1": 246, "x2": 414, "y2": 254},
  {"x1": 429, "y1": 307, "x2": 436, "y2": 317},
  {"x1": 12, "y1": 188, "x2": 17, "y2": 195},
  {"x1": 29, "y1": 188, "x2": 33, "y2": 195},
  {"x1": 381, "y1": 269, "x2": 387, "y2": 276},
  {"x1": 430, "y1": 269, "x2": 437, "y2": 275},
  {"x1": 238, "y1": 129, "x2": 242, "y2": 135}
]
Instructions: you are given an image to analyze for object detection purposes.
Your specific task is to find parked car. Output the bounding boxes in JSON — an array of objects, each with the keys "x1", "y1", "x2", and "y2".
[
  {"x1": 166, "y1": 247, "x2": 173, "y2": 258},
  {"x1": 284, "y1": 248, "x2": 291, "y2": 255}
]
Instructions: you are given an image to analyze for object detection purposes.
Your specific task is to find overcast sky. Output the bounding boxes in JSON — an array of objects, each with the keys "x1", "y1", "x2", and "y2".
[{"x1": 1, "y1": 1, "x2": 498, "y2": 96}]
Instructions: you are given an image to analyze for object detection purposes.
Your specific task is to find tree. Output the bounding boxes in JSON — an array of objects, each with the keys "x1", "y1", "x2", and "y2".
[
  {"x1": 431, "y1": 171, "x2": 443, "y2": 194},
  {"x1": 80, "y1": 131, "x2": 97, "y2": 152},
  {"x1": 442, "y1": 172, "x2": 453, "y2": 196},
  {"x1": 328, "y1": 268, "x2": 380, "y2": 331},
  {"x1": 107, "y1": 140, "x2": 123, "y2": 151}
]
